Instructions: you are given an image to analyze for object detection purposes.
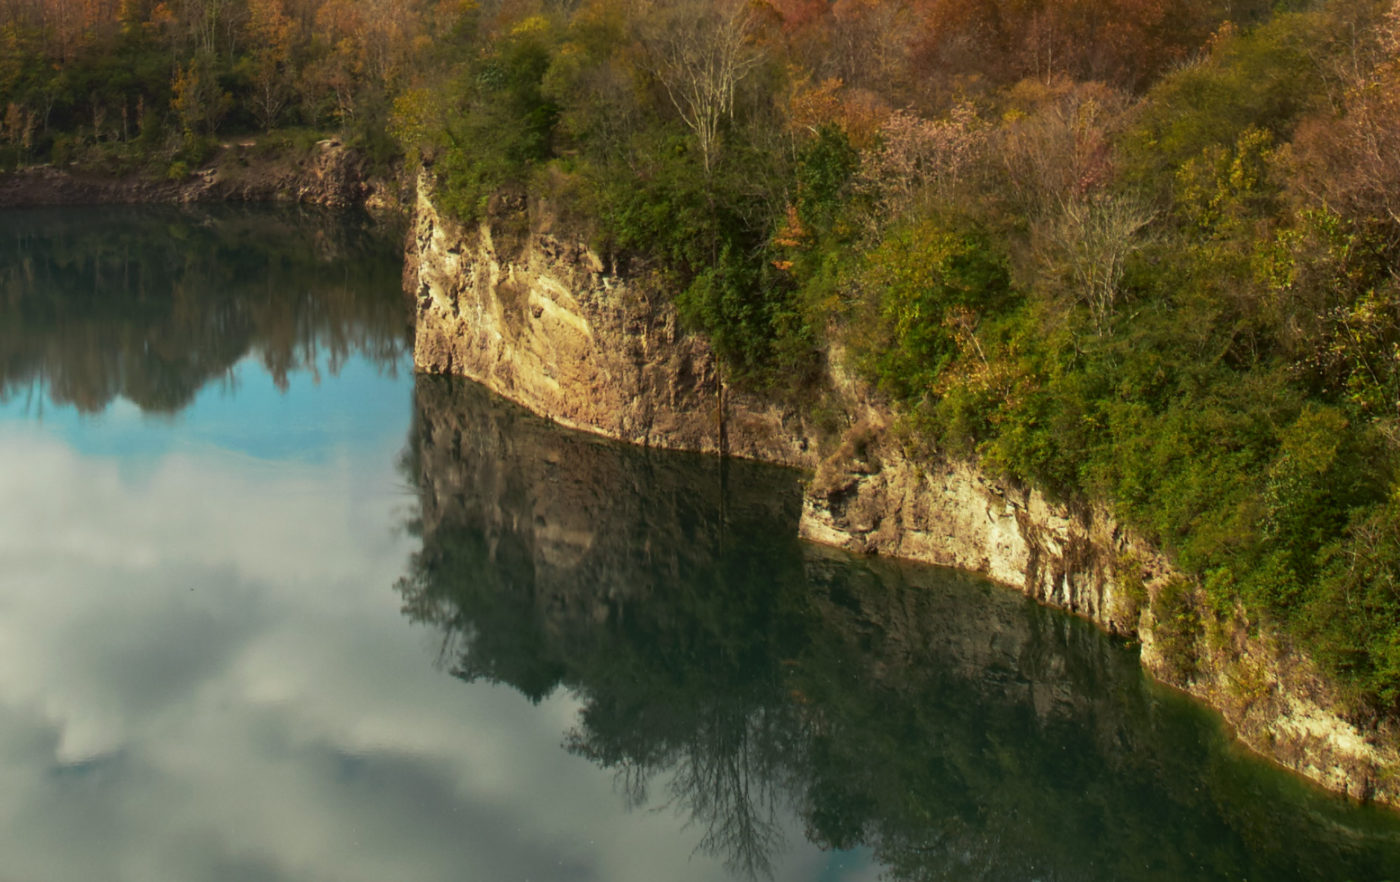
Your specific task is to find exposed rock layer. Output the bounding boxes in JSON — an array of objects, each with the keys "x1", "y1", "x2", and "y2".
[
  {"x1": 408, "y1": 181, "x2": 818, "y2": 467},
  {"x1": 800, "y1": 414, "x2": 1400, "y2": 803},
  {"x1": 405, "y1": 177, "x2": 1400, "y2": 805},
  {"x1": 0, "y1": 140, "x2": 394, "y2": 210}
]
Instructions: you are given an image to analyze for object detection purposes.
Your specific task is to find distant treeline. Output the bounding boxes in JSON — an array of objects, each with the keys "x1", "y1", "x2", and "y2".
[
  {"x1": 0, "y1": 0, "x2": 449, "y2": 171},
  {"x1": 12, "y1": 0, "x2": 1400, "y2": 716}
]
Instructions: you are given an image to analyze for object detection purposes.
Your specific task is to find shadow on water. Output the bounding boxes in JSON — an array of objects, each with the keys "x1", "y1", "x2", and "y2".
[
  {"x1": 398, "y1": 374, "x2": 1400, "y2": 882},
  {"x1": 0, "y1": 204, "x2": 410, "y2": 414}
]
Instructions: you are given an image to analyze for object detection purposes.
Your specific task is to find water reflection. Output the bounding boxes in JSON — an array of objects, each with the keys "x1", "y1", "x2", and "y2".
[
  {"x1": 6, "y1": 203, "x2": 1400, "y2": 880},
  {"x1": 0, "y1": 205, "x2": 409, "y2": 414},
  {"x1": 2, "y1": 208, "x2": 856, "y2": 882},
  {"x1": 400, "y1": 375, "x2": 1400, "y2": 882}
]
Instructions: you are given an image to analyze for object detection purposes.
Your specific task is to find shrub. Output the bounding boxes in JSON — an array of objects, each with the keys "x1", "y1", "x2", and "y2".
[
  {"x1": 1306, "y1": 493, "x2": 1400, "y2": 710},
  {"x1": 1153, "y1": 577, "x2": 1204, "y2": 681},
  {"x1": 435, "y1": 17, "x2": 560, "y2": 221},
  {"x1": 852, "y1": 216, "x2": 1014, "y2": 405}
]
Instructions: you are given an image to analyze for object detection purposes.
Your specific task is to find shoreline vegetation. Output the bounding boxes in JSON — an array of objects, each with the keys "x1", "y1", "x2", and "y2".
[{"x1": 5, "y1": 0, "x2": 1400, "y2": 802}]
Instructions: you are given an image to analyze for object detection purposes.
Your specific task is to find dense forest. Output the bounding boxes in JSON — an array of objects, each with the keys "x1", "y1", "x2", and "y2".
[
  {"x1": 0, "y1": 0, "x2": 438, "y2": 171},
  {"x1": 6, "y1": 0, "x2": 1400, "y2": 717}
]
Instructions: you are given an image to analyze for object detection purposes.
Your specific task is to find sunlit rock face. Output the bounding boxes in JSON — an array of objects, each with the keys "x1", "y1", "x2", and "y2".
[{"x1": 405, "y1": 175, "x2": 818, "y2": 466}]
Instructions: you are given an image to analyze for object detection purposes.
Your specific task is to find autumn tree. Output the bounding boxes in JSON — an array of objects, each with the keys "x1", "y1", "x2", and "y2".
[
  {"x1": 171, "y1": 52, "x2": 230, "y2": 134},
  {"x1": 996, "y1": 78, "x2": 1127, "y2": 217},
  {"x1": 241, "y1": 0, "x2": 296, "y2": 130},
  {"x1": 855, "y1": 104, "x2": 985, "y2": 227},
  {"x1": 1288, "y1": 0, "x2": 1400, "y2": 246}
]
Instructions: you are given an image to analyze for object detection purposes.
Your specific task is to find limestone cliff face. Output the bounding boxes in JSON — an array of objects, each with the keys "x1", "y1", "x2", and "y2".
[
  {"x1": 407, "y1": 177, "x2": 817, "y2": 467},
  {"x1": 407, "y1": 179, "x2": 1400, "y2": 806},
  {"x1": 802, "y1": 414, "x2": 1400, "y2": 803}
]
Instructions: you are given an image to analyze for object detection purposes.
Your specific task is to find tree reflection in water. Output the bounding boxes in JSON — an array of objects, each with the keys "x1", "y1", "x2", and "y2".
[
  {"x1": 397, "y1": 372, "x2": 1400, "y2": 882},
  {"x1": 397, "y1": 375, "x2": 806, "y2": 878},
  {"x1": 0, "y1": 205, "x2": 409, "y2": 414},
  {"x1": 571, "y1": 703, "x2": 788, "y2": 879}
]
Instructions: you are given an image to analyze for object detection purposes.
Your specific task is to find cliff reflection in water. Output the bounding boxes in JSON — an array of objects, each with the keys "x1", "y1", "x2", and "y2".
[
  {"x1": 0, "y1": 205, "x2": 408, "y2": 414},
  {"x1": 398, "y1": 378, "x2": 1400, "y2": 881}
]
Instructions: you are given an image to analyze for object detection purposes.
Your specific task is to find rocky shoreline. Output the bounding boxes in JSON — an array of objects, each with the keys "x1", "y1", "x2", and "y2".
[
  {"x1": 0, "y1": 139, "x2": 400, "y2": 211},
  {"x1": 404, "y1": 173, "x2": 1400, "y2": 806}
]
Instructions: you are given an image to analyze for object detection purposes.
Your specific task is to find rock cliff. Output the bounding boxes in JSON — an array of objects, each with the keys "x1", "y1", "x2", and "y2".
[
  {"x1": 404, "y1": 175, "x2": 1400, "y2": 805},
  {"x1": 407, "y1": 179, "x2": 817, "y2": 466},
  {"x1": 801, "y1": 411, "x2": 1400, "y2": 802}
]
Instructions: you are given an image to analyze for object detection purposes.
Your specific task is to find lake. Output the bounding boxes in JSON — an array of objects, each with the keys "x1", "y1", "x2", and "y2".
[{"x1": 2, "y1": 205, "x2": 1399, "y2": 882}]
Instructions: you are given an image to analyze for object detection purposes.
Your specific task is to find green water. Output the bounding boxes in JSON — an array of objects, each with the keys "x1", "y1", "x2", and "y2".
[{"x1": 2, "y1": 206, "x2": 1399, "y2": 881}]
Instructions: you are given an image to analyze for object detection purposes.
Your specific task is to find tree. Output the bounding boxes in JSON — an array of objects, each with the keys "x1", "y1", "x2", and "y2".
[
  {"x1": 639, "y1": 0, "x2": 763, "y2": 177},
  {"x1": 1037, "y1": 193, "x2": 1155, "y2": 332},
  {"x1": 1287, "y1": 1, "x2": 1400, "y2": 246},
  {"x1": 242, "y1": 0, "x2": 296, "y2": 131},
  {"x1": 2, "y1": 100, "x2": 37, "y2": 166},
  {"x1": 996, "y1": 78, "x2": 1127, "y2": 218},
  {"x1": 171, "y1": 51, "x2": 229, "y2": 135},
  {"x1": 855, "y1": 104, "x2": 984, "y2": 227}
]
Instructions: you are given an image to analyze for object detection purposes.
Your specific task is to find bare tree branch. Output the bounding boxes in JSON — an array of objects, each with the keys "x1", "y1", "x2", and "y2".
[{"x1": 639, "y1": 0, "x2": 762, "y2": 176}]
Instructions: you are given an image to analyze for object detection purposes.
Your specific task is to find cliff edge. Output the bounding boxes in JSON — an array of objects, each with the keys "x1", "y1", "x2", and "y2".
[
  {"x1": 408, "y1": 178, "x2": 817, "y2": 466},
  {"x1": 405, "y1": 174, "x2": 1400, "y2": 805}
]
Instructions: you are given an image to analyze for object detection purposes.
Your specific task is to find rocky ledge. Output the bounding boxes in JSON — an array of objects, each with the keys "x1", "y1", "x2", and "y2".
[
  {"x1": 0, "y1": 139, "x2": 397, "y2": 210},
  {"x1": 404, "y1": 173, "x2": 1400, "y2": 805}
]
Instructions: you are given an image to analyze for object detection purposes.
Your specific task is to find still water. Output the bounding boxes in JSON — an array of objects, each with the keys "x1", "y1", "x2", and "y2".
[{"x1": 3, "y1": 206, "x2": 1400, "y2": 882}]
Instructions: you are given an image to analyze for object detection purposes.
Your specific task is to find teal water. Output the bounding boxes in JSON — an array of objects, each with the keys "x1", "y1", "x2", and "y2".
[{"x1": 2, "y1": 206, "x2": 1400, "y2": 881}]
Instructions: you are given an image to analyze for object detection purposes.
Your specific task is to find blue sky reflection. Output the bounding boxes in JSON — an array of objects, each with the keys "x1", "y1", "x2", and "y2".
[{"x1": 0, "y1": 354, "x2": 872, "y2": 882}]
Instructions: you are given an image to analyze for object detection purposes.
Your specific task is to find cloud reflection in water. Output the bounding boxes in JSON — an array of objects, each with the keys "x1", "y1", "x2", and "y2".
[{"x1": 0, "y1": 374, "x2": 859, "y2": 882}]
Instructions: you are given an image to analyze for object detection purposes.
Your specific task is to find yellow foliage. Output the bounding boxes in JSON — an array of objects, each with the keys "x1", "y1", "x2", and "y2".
[{"x1": 510, "y1": 15, "x2": 551, "y2": 37}]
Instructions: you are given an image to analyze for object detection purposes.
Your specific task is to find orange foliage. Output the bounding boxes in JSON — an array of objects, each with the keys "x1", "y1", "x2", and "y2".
[
  {"x1": 1287, "y1": 9, "x2": 1400, "y2": 238},
  {"x1": 765, "y1": 0, "x2": 826, "y2": 33},
  {"x1": 785, "y1": 75, "x2": 888, "y2": 148}
]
